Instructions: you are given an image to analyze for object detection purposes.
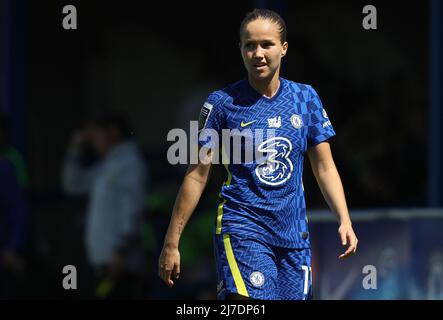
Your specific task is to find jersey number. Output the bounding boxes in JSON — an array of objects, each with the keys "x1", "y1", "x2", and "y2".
[{"x1": 302, "y1": 265, "x2": 312, "y2": 299}]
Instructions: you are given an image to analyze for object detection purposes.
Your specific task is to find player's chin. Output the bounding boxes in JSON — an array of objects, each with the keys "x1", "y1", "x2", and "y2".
[{"x1": 250, "y1": 69, "x2": 271, "y2": 80}]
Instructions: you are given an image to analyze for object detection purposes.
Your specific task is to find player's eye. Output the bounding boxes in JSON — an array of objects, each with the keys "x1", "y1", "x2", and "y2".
[
  {"x1": 261, "y1": 42, "x2": 274, "y2": 48},
  {"x1": 244, "y1": 42, "x2": 255, "y2": 50}
]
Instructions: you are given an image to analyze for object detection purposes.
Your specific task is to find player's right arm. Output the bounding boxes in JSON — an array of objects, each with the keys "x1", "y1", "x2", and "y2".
[{"x1": 158, "y1": 149, "x2": 213, "y2": 288}]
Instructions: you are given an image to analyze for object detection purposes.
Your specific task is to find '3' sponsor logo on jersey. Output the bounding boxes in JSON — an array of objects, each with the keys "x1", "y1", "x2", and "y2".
[{"x1": 255, "y1": 137, "x2": 293, "y2": 186}]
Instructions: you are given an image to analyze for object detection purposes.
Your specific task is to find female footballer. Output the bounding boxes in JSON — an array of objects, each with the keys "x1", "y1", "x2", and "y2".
[{"x1": 159, "y1": 9, "x2": 358, "y2": 300}]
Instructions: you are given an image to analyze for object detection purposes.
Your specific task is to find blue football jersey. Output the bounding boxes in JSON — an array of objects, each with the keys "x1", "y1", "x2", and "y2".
[{"x1": 198, "y1": 77, "x2": 335, "y2": 248}]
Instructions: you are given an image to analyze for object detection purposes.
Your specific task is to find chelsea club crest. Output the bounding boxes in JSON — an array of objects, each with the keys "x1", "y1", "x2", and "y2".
[{"x1": 290, "y1": 114, "x2": 303, "y2": 129}]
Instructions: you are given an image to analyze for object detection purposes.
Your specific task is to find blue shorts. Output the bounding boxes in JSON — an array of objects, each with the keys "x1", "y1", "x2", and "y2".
[{"x1": 214, "y1": 233, "x2": 312, "y2": 300}]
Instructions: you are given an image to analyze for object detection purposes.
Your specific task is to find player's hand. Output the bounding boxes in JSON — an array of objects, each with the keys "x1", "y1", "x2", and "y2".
[
  {"x1": 338, "y1": 223, "x2": 358, "y2": 259},
  {"x1": 158, "y1": 245, "x2": 180, "y2": 288}
]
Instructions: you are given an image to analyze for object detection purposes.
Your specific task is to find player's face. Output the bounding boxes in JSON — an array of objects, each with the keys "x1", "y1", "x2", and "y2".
[{"x1": 240, "y1": 19, "x2": 288, "y2": 81}]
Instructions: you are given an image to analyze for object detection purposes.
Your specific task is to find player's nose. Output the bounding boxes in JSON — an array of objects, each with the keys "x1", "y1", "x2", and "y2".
[{"x1": 253, "y1": 47, "x2": 265, "y2": 59}]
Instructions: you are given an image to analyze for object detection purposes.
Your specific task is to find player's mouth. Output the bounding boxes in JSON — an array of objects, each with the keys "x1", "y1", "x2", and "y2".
[{"x1": 253, "y1": 62, "x2": 267, "y2": 70}]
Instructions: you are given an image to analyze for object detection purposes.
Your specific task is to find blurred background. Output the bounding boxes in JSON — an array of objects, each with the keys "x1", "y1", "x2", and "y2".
[{"x1": 0, "y1": 0, "x2": 442, "y2": 299}]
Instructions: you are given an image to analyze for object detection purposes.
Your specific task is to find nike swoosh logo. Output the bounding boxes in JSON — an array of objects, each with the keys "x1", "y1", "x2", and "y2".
[{"x1": 240, "y1": 120, "x2": 257, "y2": 127}]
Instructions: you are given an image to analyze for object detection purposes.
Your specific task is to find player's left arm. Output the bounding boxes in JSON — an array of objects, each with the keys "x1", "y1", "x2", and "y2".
[{"x1": 307, "y1": 141, "x2": 358, "y2": 259}]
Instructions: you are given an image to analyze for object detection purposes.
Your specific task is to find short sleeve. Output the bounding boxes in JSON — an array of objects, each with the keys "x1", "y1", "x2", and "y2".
[
  {"x1": 197, "y1": 91, "x2": 225, "y2": 150},
  {"x1": 307, "y1": 86, "x2": 336, "y2": 148}
]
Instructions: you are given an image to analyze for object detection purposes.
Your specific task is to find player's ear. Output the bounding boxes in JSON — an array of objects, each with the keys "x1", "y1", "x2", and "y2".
[{"x1": 281, "y1": 42, "x2": 288, "y2": 57}]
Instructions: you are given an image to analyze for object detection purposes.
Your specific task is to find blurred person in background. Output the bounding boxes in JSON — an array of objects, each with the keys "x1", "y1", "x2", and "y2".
[
  {"x1": 62, "y1": 112, "x2": 148, "y2": 299},
  {"x1": 0, "y1": 115, "x2": 29, "y2": 190},
  {"x1": 0, "y1": 114, "x2": 29, "y2": 298}
]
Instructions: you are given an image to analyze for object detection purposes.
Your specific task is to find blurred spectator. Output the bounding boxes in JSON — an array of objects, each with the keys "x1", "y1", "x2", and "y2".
[
  {"x1": 0, "y1": 115, "x2": 29, "y2": 190},
  {"x1": 0, "y1": 115, "x2": 29, "y2": 298},
  {"x1": 62, "y1": 112, "x2": 148, "y2": 299}
]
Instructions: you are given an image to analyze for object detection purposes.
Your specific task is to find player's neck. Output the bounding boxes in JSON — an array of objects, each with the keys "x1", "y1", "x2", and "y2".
[{"x1": 248, "y1": 73, "x2": 281, "y2": 99}]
